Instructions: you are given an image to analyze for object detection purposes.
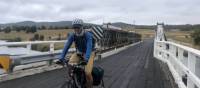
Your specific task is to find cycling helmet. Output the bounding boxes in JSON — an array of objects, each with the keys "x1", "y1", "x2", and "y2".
[
  {"x1": 72, "y1": 19, "x2": 84, "y2": 28},
  {"x1": 72, "y1": 19, "x2": 84, "y2": 36}
]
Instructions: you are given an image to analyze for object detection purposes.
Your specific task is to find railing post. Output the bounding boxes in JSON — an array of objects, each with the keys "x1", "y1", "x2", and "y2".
[
  {"x1": 162, "y1": 42, "x2": 168, "y2": 60},
  {"x1": 187, "y1": 52, "x2": 196, "y2": 88},
  {"x1": 26, "y1": 44, "x2": 31, "y2": 50},
  {"x1": 47, "y1": 43, "x2": 55, "y2": 65},
  {"x1": 176, "y1": 47, "x2": 187, "y2": 83},
  {"x1": 153, "y1": 40, "x2": 156, "y2": 57},
  {"x1": 50, "y1": 43, "x2": 55, "y2": 53},
  {"x1": 168, "y1": 44, "x2": 173, "y2": 64},
  {"x1": 170, "y1": 45, "x2": 176, "y2": 57}
]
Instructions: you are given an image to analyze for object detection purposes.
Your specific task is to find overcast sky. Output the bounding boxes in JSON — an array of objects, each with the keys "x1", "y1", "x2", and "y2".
[{"x1": 0, "y1": 0, "x2": 200, "y2": 25}]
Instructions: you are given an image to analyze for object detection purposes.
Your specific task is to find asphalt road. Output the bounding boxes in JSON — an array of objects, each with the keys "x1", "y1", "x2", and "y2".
[{"x1": 0, "y1": 40, "x2": 177, "y2": 88}]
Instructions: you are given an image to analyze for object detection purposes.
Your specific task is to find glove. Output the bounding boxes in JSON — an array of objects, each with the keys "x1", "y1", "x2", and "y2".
[
  {"x1": 79, "y1": 60, "x2": 87, "y2": 65},
  {"x1": 56, "y1": 59, "x2": 66, "y2": 66}
]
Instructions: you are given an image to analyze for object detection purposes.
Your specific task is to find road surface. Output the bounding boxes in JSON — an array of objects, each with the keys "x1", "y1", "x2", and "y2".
[{"x1": 0, "y1": 40, "x2": 177, "y2": 88}]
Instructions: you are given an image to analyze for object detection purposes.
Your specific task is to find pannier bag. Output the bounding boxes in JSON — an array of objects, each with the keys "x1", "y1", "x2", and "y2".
[{"x1": 92, "y1": 66, "x2": 104, "y2": 86}]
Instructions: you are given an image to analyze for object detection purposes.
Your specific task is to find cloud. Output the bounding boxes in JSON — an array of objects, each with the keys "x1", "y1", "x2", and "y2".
[{"x1": 0, "y1": 0, "x2": 200, "y2": 24}]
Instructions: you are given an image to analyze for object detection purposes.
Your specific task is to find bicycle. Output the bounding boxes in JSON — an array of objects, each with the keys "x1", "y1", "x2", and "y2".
[{"x1": 57, "y1": 55, "x2": 105, "y2": 88}]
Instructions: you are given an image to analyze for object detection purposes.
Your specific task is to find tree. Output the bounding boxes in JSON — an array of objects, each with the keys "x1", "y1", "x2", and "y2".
[
  {"x1": 41, "y1": 25, "x2": 46, "y2": 30},
  {"x1": 30, "y1": 26, "x2": 37, "y2": 33},
  {"x1": 39, "y1": 35, "x2": 44, "y2": 40},
  {"x1": 58, "y1": 33, "x2": 61, "y2": 40},
  {"x1": 191, "y1": 29, "x2": 200, "y2": 45},
  {"x1": 16, "y1": 26, "x2": 21, "y2": 32},
  {"x1": 25, "y1": 26, "x2": 37, "y2": 33},
  {"x1": 20, "y1": 26, "x2": 26, "y2": 31},
  {"x1": 49, "y1": 36, "x2": 52, "y2": 40},
  {"x1": 4, "y1": 27, "x2": 11, "y2": 33},
  {"x1": 49, "y1": 26, "x2": 53, "y2": 30},
  {"x1": 65, "y1": 26, "x2": 69, "y2": 29},
  {"x1": 34, "y1": 34, "x2": 40, "y2": 40},
  {"x1": 54, "y1": 26, "x2": 59, "y2": 29},
  {"x1": 25, "y1": 26, "x2": 31, "y2": 33}
]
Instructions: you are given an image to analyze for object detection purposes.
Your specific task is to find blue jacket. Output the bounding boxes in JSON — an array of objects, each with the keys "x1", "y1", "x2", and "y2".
[{"x1": 60, "y1": 32, "x2": 93, "y2": 61}]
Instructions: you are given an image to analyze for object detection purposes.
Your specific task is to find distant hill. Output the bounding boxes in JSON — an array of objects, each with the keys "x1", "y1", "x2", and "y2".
[
  {"x1": 111, "y1": 22, "x2": 200, "y2": 31},
  {"x1": 0, "y1": 21, "x2": 98, "y2": 30},
  {"x1": 111, "y1": 22, "x2": 134, "y2": 29},
  {"x1": 0, "y1": 21, "x2": 73, "y2": 28},
  {"x1": 111, "y1": 22, "x2": 155, "y2": 29}
]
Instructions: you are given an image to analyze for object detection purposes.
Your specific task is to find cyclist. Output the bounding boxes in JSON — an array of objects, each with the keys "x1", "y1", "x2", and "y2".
[{"x1": 57, "y1": 18, "x2": 95, "y2": 88}]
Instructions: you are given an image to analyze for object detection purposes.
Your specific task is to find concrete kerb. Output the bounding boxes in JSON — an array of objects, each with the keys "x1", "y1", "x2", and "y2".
[
  {"x1": 99, "y1": 41, "x2": 142, "y2": 59},
  {"x1": 0, "y1": 41, "x2": 142, "y2": 82}
]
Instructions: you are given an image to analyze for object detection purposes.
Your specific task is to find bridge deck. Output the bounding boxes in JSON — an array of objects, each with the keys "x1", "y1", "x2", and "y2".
[{"x1": 0, "y1": 40, "x2": 177, "y2": 88}]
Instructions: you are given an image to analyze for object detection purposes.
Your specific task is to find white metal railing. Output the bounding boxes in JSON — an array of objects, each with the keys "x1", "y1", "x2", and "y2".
[
  {"x1": 0, "y1": 40, "x2": 68, "y2": 73},
  {"x1": 0, "y1": 40, "x2": 66, "y2": 53},
  {"x1": 154, "y1": 40, "x2": 200, "y2": 88}
]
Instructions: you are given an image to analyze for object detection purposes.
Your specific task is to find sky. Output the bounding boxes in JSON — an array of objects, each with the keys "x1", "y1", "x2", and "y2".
[{"x1": 0, "y1": 0, "x2": 200, "y2": 25}]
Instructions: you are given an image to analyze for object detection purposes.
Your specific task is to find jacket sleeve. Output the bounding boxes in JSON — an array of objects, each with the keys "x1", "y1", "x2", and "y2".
[
  {"x1": 59, "y1": 33, "x2": 74, "y2": 61},
  {"x1": 85, "y1": 32, "x2": 93, "y2": 61}
]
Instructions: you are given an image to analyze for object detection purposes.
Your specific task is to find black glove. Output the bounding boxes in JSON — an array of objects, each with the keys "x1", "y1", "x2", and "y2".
[
  {"x1": 79, "y1": 60, "x2": 87, "y2": 66},
  {"x1": 56, "y1": 60, "x2": 66, "y2": 66}
]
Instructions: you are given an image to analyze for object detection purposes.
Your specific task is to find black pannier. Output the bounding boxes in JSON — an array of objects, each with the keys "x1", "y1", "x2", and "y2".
[{"x1": 92, "y1": 66, "x2": 104, "y2": 86}]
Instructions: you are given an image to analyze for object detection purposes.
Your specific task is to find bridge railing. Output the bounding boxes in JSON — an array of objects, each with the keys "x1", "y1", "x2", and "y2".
[
  {"x1": 0, "y1": 40, "x2": 66, "y2": 53},
  {"x1": 0, "y1": 40, "x2": 72, "y2": 73},
  {"x1": 154, "y1": 40, "x2": 200, "y2": 88}
]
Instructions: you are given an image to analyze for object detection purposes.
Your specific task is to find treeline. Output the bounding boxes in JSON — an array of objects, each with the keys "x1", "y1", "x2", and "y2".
[
  {"x1": 135, "y1": 25, "x2": 155, "y2": 29},
  {"x1": 164, "y1": 24, "x2": 200, "y2": 31},
  {"x1": 134, "y1": 24, "x2": 200, "y2": 31},
  {"x1": 30, "y1": 34, "x2": 45, "y2": 41},
  {"x1": 0, "y1": 25, "x2": 70, "y2": 33}
]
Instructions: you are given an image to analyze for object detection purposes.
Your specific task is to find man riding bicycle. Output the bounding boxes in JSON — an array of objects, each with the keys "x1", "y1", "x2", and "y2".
[{"x1": 57, "y1": 18, "x2": 95, "y2": 88}]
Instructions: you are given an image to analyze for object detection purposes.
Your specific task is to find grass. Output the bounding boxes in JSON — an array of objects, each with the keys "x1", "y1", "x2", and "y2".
[
  {"x1": 128, "y1": 29, "x2": 155, "y2": 40},
  {"x1": 165, "y1": 31, "x2": 200, "y2": 50},
  {"x1": 0, "y1": 29, "x2": 74, "y2": 51},
  {"x1": 1, "y1": 28, "x2": 199, "y2": 50},
  {"x1": 0, "y1": 29, "x2": 73, "y2": 41},
  {"x1": 165, "y1": 31, "x2": 192, "y2": 43},
  {"x1": 127, "y1": 29, "x2": 200, "y2": 50}
]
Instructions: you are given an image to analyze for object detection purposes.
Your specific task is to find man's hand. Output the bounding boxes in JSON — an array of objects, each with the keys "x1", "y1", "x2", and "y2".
[{"x1": 79, "y1": 60, "x2": 87, "y2": 65}]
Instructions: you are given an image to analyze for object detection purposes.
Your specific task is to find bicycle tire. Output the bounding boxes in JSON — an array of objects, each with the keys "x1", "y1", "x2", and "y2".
[
  {"x1": 60, "y1": 80, "x2": 76, "y2": 88},
  {"x1": 67, "y1": 81, "x2": 74, "y2": 88},
  {"x1": 73, "y1": 70, "x2": 86, "y2": 88},
  {"x1": 101, "y1": 79, "x2": 105, "y2": 88}
]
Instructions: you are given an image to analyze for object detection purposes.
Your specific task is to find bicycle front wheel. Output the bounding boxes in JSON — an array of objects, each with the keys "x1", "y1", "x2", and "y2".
[{"x1": 67, "y1": 80, "x2": 76, "y2": 88}]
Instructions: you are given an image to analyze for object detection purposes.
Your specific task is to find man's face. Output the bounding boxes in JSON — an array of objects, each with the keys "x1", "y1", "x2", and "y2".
[{"x1": 74, "y1": 27, "x2": 82, "y2": 34}]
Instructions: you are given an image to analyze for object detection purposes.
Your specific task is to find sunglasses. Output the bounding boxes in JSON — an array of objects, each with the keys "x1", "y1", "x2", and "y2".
[{"x1": 73, "y1": 27, "x2": 81, "y2": 29}]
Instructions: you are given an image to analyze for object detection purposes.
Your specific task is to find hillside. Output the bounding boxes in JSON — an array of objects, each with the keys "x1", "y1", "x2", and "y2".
[
  {"x1": 0, "y1": 21, "x2": 72, "y2": 28},
  {"x1": 0, "y1": 21, "x2": 199, "y2": 31}
]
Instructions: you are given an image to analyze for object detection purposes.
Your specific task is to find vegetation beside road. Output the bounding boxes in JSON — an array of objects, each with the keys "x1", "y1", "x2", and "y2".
[
  {"x1": 0, "y1": 29, "x2": 73, "y2": 41},
  {"x1": 0, "y1": 29, "x2": 73, "y2": 51},
  {"x1": 129, "y1": 29, "x2": 200, "y2": 50},
  {"x1": 1, "y1": 27, "x2": 200, "y2": 50}
]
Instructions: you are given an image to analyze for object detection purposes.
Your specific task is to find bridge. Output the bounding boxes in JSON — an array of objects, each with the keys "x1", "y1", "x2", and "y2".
[{"x1": 0, "y1": 24, "x2": 200, "y2": 88}]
